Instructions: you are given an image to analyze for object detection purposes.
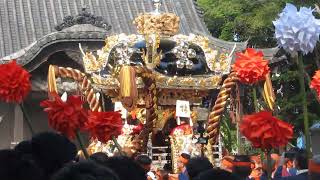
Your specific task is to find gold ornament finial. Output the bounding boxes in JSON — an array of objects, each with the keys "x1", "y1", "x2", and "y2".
[
  {"x1": 79, "y1": 43, "x2": 102, "y2": 73},
  {"x1": 153, "y1": 0, "x2": 161, "y2": 15},
  {"x1": 133, "y1": 0, "x2": 180, "y2": 36},
  {"x1": 143, "y1": 33, "x2": 161, "y2": 69}
]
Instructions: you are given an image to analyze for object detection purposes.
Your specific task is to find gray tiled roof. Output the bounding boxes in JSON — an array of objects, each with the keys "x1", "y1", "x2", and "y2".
[{"x1": 0, "y1": 0, "x2": 233, "y2": 59}]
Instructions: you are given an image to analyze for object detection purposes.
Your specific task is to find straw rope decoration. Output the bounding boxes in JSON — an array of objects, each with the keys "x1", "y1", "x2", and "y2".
[
  {"x1": 206, "y1": 72, "x2": 239, "y2": 144},
  {"x1": 47, "y1": 65, "x2": 101, "y2": 112},
  {"x1": 136, "y1": 67, "x2": 158, "y2": 152}
]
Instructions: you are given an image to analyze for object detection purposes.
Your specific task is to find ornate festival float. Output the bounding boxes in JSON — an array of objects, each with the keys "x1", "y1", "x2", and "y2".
[
  {"x1": 45, "y1": 0, "x2": 241, "y2": 170},
  {"x1": 3, "y1": 0, "x2": 314, "y2": 177}
]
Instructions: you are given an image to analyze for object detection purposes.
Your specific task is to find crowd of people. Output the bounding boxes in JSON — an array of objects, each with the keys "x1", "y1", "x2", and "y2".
[{"x1": 0, "y1": 131, "x2": 319, "y2": 180}]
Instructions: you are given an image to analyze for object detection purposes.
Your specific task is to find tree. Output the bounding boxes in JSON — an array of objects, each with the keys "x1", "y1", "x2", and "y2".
[{"x1": 198, "y1": 0, "x2": 318, "y2": 47}]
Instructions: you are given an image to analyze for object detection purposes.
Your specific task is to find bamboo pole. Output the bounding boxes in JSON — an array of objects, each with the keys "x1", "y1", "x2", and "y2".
[{"x1": 294, "y1": 53, "x2": 311, "y2": 156}]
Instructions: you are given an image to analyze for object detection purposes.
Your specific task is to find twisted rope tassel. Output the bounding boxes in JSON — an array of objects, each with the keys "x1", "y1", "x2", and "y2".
[
  {"x1": 132, "y1": 67, "x2": 158, "y2": 152},
  {"x1": 139, "y1": 78, "x2": 157, "y2": 152},
  {"x1": 206, "y1": 72, "x2": 238, "y2": 145},
  {"x1": 48, "y1": 65, "x2": 101, "y2": 112}
]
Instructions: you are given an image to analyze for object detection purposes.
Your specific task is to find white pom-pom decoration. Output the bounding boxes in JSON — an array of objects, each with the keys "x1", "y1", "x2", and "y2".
[{"x1": 273, "y1": 3, "x2": 320, "y2": 54}]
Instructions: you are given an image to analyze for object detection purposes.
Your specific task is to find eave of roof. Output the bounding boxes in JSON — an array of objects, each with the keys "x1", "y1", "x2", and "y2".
[{"x1": 0, "y1": 0, "x2": 280, "y2": 67}]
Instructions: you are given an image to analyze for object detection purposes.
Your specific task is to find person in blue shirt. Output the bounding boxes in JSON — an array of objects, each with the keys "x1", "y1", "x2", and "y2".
[
  {"x1": 274, "y1": 150, "x2": 308, "y2": 180},
  {"x1": 178, "y1": 153, "x2": 191, "y2": 180}
]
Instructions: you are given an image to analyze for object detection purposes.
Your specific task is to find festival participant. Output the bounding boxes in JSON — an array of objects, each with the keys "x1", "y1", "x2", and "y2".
[
  {"x1": 89, "y1": 152, "x2": 109, "y2": 165},
  {"x1": 30, "y1": 132, "x2": 77, "y2": 179},
  {"x1": 274, "y1": 150, "x2": 308, "y2": 180},
  {"x1": 103, "y1": 155, "x2": 146, "y2": 180},
  {"x1": 156, "y1": 169, "x2": 169, "y2": 180},
  {"x1": 0, "y1": 149, "x2": 44, "y2": 180},
  {"x1": 177, "y1": 153, "x2": 191, "y2": 180},
  {"x1": 14, "y1": 140, "x2": 32, "y2": 155},
  {"x1": 194, "y1": 168, "x2": 240, "y2": 180},
  {"x1": 52, "y1": 161, "x2": 119, "y2": 180},
  {"x1": 136, "y1": 155, "x2": 153, "y2": 174},
  {"x1": 135, "y1": 155, "x2": 155, "y2": 180},
  {"x1": 282, "y1": 148, "x2": 299, "y2": 177},
  {"x1": 168, "y1": 153, "x2": 191, "y2": 180},
  {"x1": 220, "y1": 156, "x2": 234, "y2": 172},
  {"x1": 249, "y1": 156, "x2": 262, "y2": 180},
  {"x1": 309, "y1": 155, "x2": 320, "y2": 180},
  {"x1": 186, "y1": 157, "x2": 213, "y2": 180},
  {"x1": 260, "y1": 159, "x2": 276, "y2": 180},
  {"x1": 232, "y1": 155, "x2": 253, "y2": 180}
]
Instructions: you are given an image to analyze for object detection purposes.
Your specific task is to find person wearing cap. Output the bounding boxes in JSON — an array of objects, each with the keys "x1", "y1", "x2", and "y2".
[
  {"x1": 232, "y1": 155, "x2": 253, "y2": 180},
  {"x1": 309, "y1": 155, "x2": 320, "y2": 180},
  {"x1": 221, "y1": 156, "x2": 234, "y2": 172}
]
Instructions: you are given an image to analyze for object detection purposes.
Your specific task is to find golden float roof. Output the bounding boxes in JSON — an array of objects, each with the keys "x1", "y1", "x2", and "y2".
[{"x1": 80, "y1": 1, "x2": 236, "y2": 91}]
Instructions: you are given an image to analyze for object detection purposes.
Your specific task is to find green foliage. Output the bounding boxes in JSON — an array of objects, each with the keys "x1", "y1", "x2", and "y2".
[
  {"x1": 198, "y1": 0, "x2": 318, "y2": 47},
  {"x1": 220, "y1": 114, "x2": 237, "y2": 152}
]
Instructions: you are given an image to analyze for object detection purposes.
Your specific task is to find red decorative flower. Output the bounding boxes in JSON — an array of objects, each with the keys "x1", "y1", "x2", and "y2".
[
  {"x1": 131, "y1": 123, "x2": 144, "y2": 135},
  {"x1": 232, "y1": 48, "x2": 270, "y2": 84},
  {"x1": 85, "y1": 111, "x2": 123, "y2": 143},
  {"x1": 310, "y1": 70, "x2": 320, "y2": 97},
  {"x1": 240, "y1": 111, "x2": 293, "y2": 150},
  {"x1": 40, "y1": 93, "x2": 87, "y2": 139},
  {"x1": 0, "y1": 60, "x2": 31, "y2": 103}
]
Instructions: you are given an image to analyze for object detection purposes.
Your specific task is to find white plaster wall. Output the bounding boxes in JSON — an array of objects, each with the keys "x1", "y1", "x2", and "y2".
[{"x1": 0, "y1": 103, "x2": 14, "y2": 149}]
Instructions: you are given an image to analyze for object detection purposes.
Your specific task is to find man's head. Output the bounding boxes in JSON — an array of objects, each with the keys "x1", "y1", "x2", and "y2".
[
  {"x1": 14, "y1": 140, "x2": 32, "y2": 155},
  {"x1": 31, "y1": 132, "x2": 77, "y2": 177},
  {"x1": 135, "y1": 155, "x2": 152, "y2": 173},
  {"x1": 178, "y1": 153, "x2": 190, "y2": 171},
  {"x1": 155, "y1": 169, "x2": 169, "y2": 180},
  {"x1": 186, "y1": 157, "x2": 213, "y2": 179},
  {"x1": 103, "y1": 156, "x2": 146, "y2": 180},
  {"x1": 89, "y1": 152, "x2": 109, "y2": 165},
  {"x1": 0, "y1": 149, "x2": 44, "y2": 180},
  {"x1": 309, "y1": 155, "x2": 320, "y2": 180},
  {"x1": 194, "y1": 168, "x2": 240, "y2": 180},
  {"x1": 293, "y1": 149, "x2": 308, "y2": 170},
  {"x1": 52, "y1": 161, "x2": 119, "y2": 180},
  {"x1": 286, "y1": 159, "x2": 294, "y2": 168},
  {"x1": 232, "y1": 155, "x2": 252, "y2": 179}
]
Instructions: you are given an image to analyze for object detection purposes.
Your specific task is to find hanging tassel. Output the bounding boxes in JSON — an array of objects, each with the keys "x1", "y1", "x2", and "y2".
[
  {"x1": 48, "y1": 65, "x2": 58, "y2": 94},
  {"x1": 119, "y1": 66, "x2": 138, "y2": 110},
  {"x1": 262, "y1": 73, "x2": 276, "y2": 111}
]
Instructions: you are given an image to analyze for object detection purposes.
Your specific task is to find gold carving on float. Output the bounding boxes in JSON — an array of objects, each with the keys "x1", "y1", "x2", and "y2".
[
  {"x1": 171, "y1": 34, "x2": 229, "y2": 73},
  {"x1": 91, "y1": 70, "x2": 222, "y2": 90},
  {"x1": 143, "y1": 33, "x2": 162, "y2": 69},
  {"x1": 133, "y1": 13, "x2": 180, "y2": 36}
]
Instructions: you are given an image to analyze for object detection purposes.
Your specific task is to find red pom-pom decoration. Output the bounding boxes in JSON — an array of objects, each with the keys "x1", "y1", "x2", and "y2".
[
  {"x1": 40, "y1": 93, "x2": 88, "y2": 139},
  {"x1": 0, "y1": 60, "x2": 31, "y2": 103},
  {"x1": 232, "y1": 48, "x2": 270, "y2": 84},
  {"x1": 310, "y1": 70, "x2": 320, "y2": 98},
  {"x1": 240, "y1": 111, "x2": 293, "y2": 150},
  {"x1": 85, "y1": 111, "x2": 123, "y2": 143}
]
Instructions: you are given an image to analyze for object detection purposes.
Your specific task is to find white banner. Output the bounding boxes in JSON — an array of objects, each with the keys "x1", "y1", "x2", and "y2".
[{"x1": 176, "y1": 100, "x2": 191, "y2": 118}]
